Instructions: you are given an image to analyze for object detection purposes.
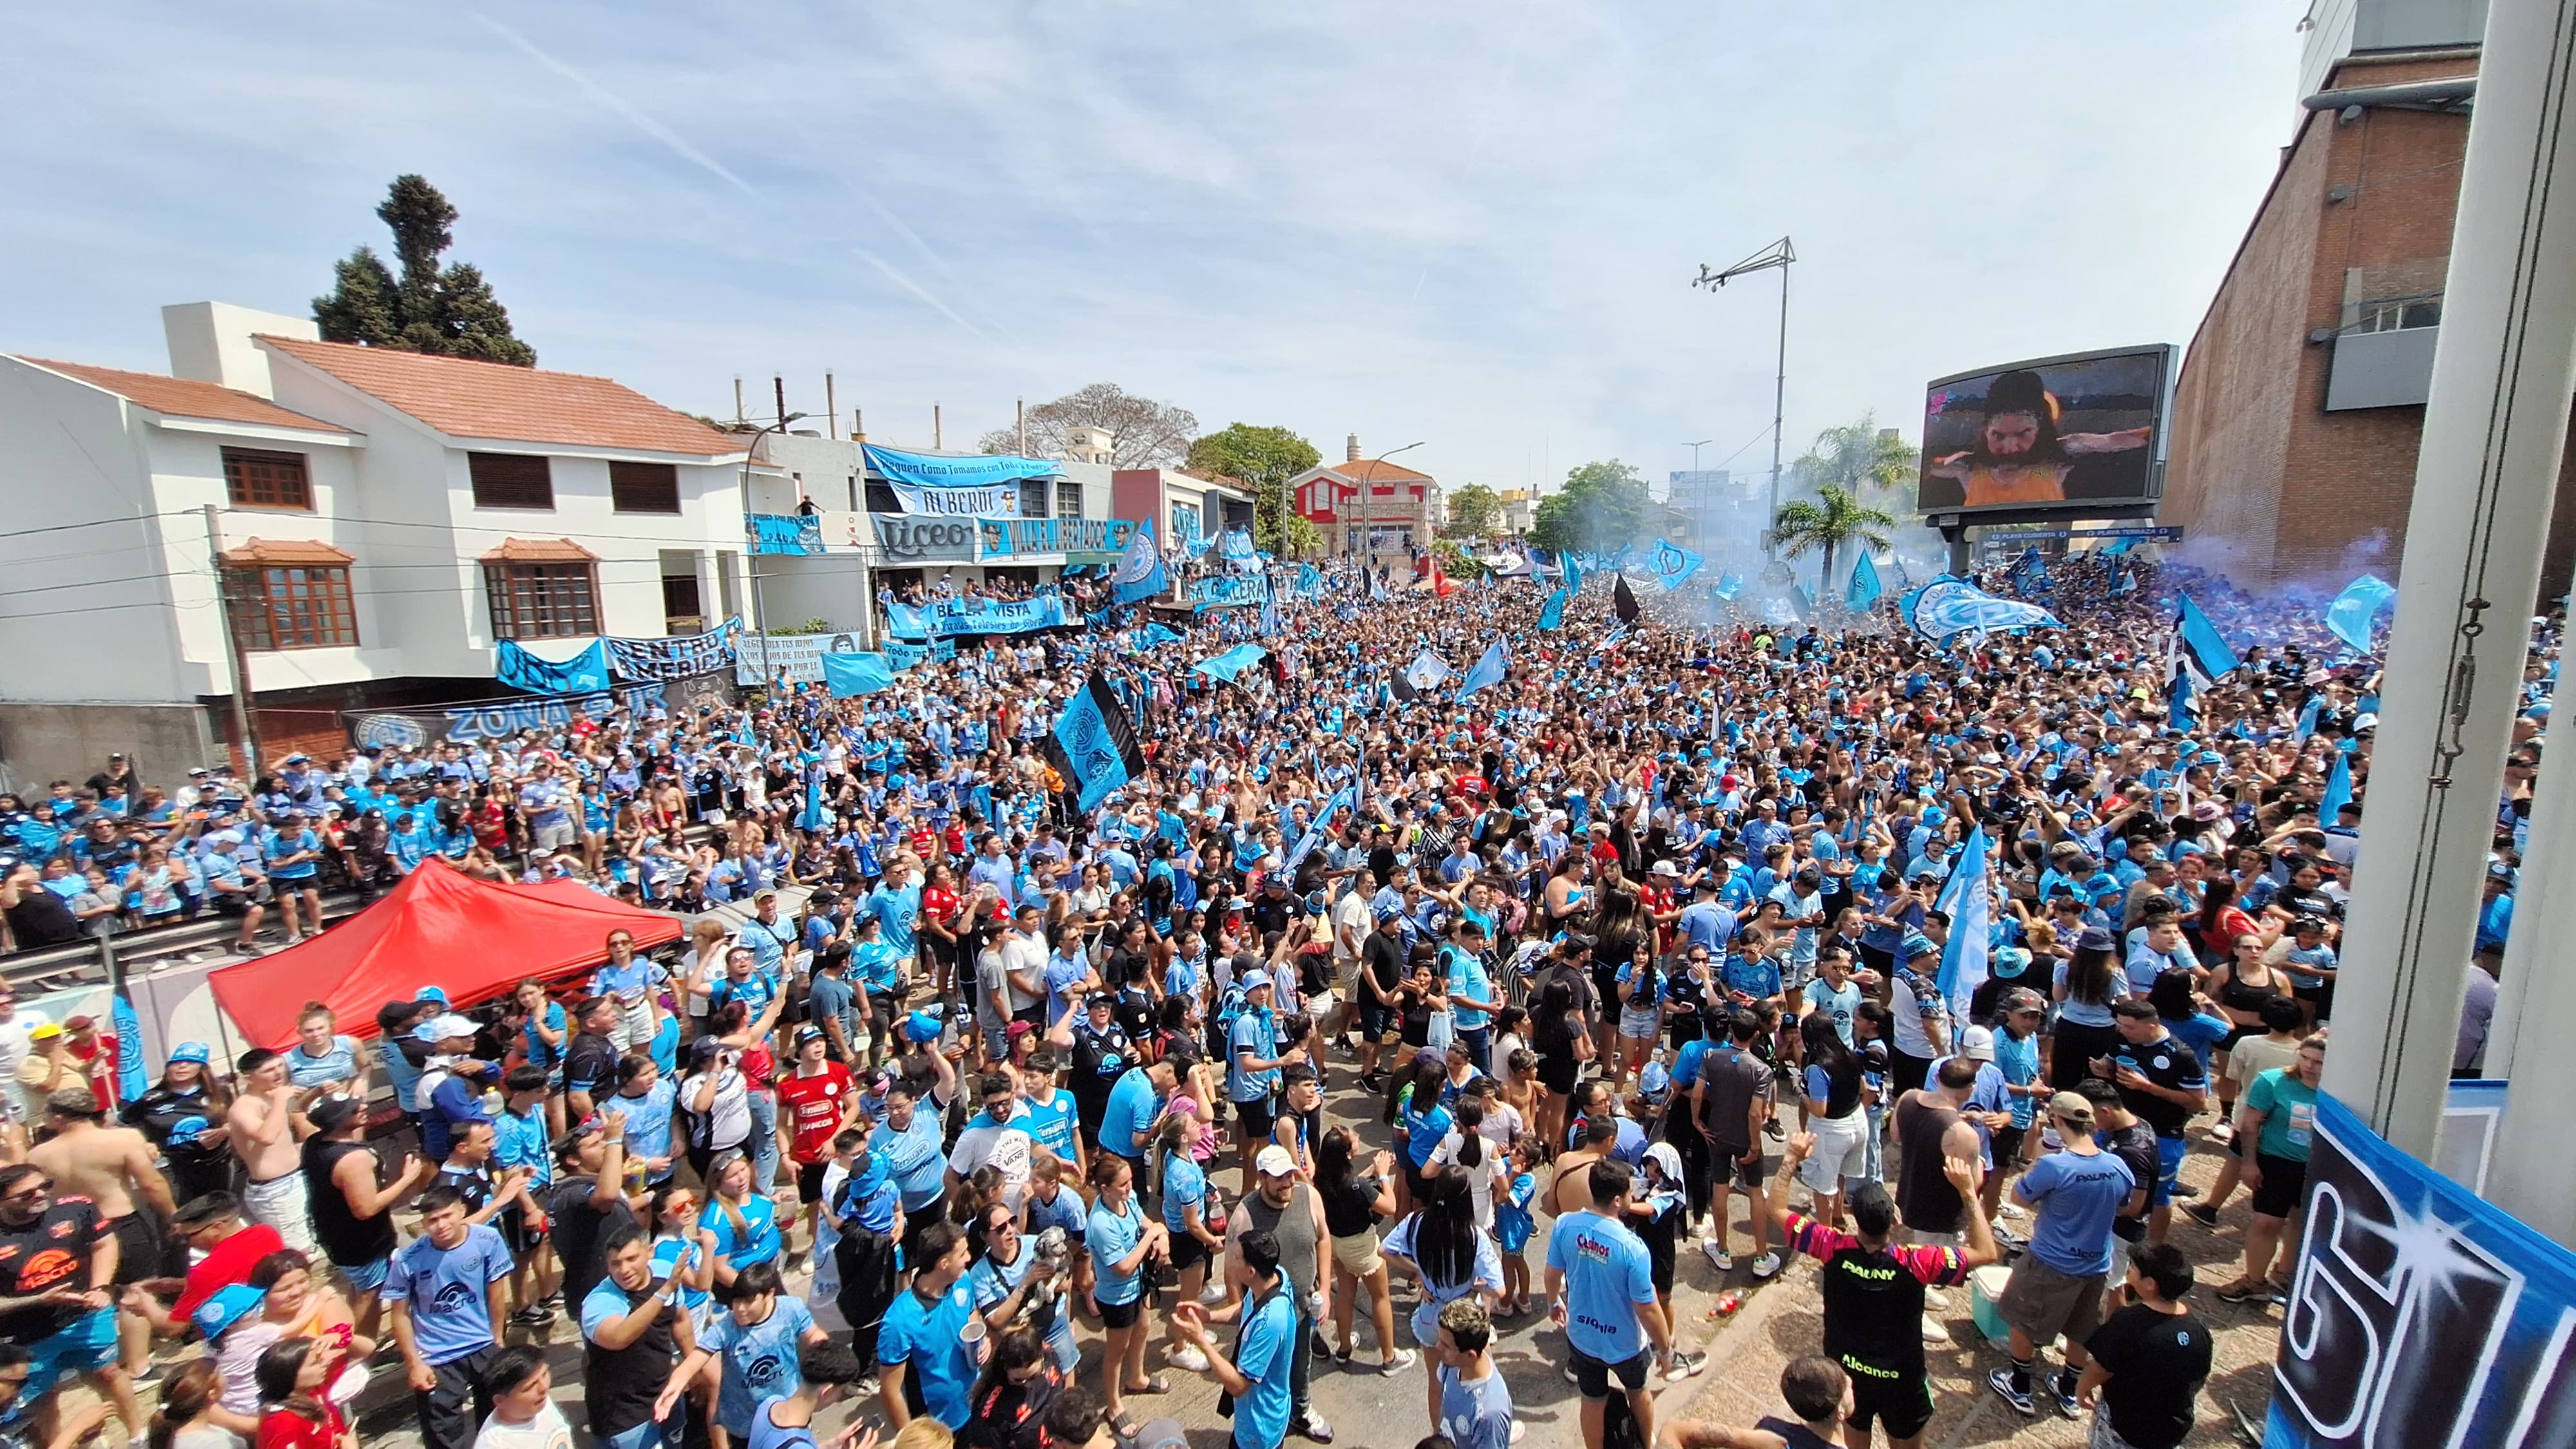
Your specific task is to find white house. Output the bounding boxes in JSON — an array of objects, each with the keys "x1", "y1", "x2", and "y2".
[{"x1": 0, "y1": 302, "x2": 755, "y2": 782}]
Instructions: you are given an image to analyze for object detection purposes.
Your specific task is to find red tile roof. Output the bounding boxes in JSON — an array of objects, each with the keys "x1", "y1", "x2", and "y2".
[
  {"x1": 220, "y1": 538, "x2": 355, "y2": 567},
  {"x1": 261, "y1": 337, "x2": 738, "y2": 457},
  {"x1": 15, "y1": 357, "x2": 346, "y2": 433},
  {"x1": 480, "y1": 537, "x2": 600, "y2": 564},
  {"x1": 1325, "y1": 458, "x2": 1431, "y2": 482}
]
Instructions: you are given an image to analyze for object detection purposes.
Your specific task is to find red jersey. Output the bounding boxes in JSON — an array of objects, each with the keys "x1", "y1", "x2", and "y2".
[
  {"x1": 922, "y1": 885, "x2": 961, "y2": 941},
  {"x1": 172, "y1": 1222, "x2": 286, "y2": 1320},
  {"x1": 776, "y1": 1063, "x2": 857, "y2": 1163},
  {"x1": 256, "y1": 1401, "x2": 347, "y2": 1449}
]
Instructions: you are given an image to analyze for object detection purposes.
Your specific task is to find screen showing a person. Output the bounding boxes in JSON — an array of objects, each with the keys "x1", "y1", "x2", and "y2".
[{"x1": 1918, "y1": 348, "x2": 2168, "y2": 513}]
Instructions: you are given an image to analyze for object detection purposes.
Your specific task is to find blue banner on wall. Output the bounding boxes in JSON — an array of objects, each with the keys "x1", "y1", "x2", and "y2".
[
  {"x1": 497, "y1": 639, "x2": 611, "y2": 696},
  {"x1": 862, "y1": 443, "x2": 1054, "y2": 516},
  {"x1": 1189, "y1": 574, "x2": 1271, "y2": 612},
  {"x1": 2265, "y1": 1089, "x2": 2576, "y2": 1449},
  {"x1": 747, "y1": 513, "x2": 826, "y2": 556},
  {"x1": 886, "y1": 594, "x2": 1074, "y2": 641},
  {"x1": 606, "y1": 618, "x2": 742, "y2": 681}
]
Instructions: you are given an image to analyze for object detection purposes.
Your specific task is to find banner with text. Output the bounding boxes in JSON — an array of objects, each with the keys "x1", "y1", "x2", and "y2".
[
  {"x1": 1188, "y1": 574, "x2": 1271, "y2": 612},
  {"x1": 885, "y1": 594, "x2": 1075, "y2": 639},
  {"x1": 863, "y1": 443, "x2": 1059, "y2": 516},
  {"x1": 349, "y1": 681, "x2": 672, "y2": 748}
]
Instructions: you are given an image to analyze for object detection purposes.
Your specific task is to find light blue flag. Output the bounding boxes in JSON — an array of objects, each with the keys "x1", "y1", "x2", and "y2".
[
  {"x1": 1649, "y1": 538, "x2": 1705, "y2": 592},
  {"x1": 1220, "y1": 527, "x2": 1261, "y2": 574},
  {"x1": 2325, "y1": 574, "x2": 2396, "y2": 654},
  {"x1": 884, "y1": 601, "x2": 929, "y2": 641},
  {"x1": 1138, "y1": 622, "x2": 1186, "y2": 649},
  {"x1": 1539, "y1": 587, "x2": 1568, "y2": 630},
  {"x1": 2110, "y1": 565, "x2": 2136, "y2": 597},
  {"x1": 1285, "y1": 784, "x2": 1356, "y2": 870},
  {"x1": 1260, "y1": 598, "x2": 1282, "y2": 637},
  {"x1": 1405, "y1": 650, "x2": 1451, "y2": 690},
  {"x1": 2297, "y1": 693, "x2": 2324, "y2": 741},
  {"x1": 1297, "y1": 563, "x2": 1322, "y2": 598},
  {"x1": 497, "y1": 639, "x2": 611, "y2": 696},
  {"x1": 1933, "y1": 824, "x2": 1992, "y2": 1018},
  {"x1": 1564, "y1": 553, "x2": 1585, "y2": 596},
  {"x1": 2177, "y1": 594, "x2": 2240, "y2": 677},
  {"x1": 821, "y1": 652, "x2": 897, "y2": 697},
  {"x1": 1193, "y1": 644, "x2": 1269, "y2": 681},
  {"x1": 1714, "y1": 571, "x2": 1744, "y2": 601},
  {"x1": 2102, "y1": 535, "x2": 2137, "y2": 556},
  {"x1": 1111, "y1": 524, "x2": 1168, "y2": 605},
  {"x1": 1457, "y1": 641, "x2": 1508, "y2": 699},
  {"x1": 2320, "y1": 750, "x2": 2354, "y2": 821},
  {"x1": 1845, "y1": 554, "x2": 1884, "y2": 611},
  {"x1": 1369, "y1": 573, "x2": 1389, "y2": 602},
  {"x1": 798, "y1": 762, "x2": 828, "y2": 832},
  {"x1": 1899, "y1": 577, "x2": 2062, "y2": 644}
]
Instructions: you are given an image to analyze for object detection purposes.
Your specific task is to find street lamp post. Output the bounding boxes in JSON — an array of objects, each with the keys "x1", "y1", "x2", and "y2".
[
  {"x1": 1352, "y1": 440, "x2": 1426, "y2": 580},
  {"x1": 1693, "y1": 236, "x2": 1795, "y2": 556},
  {"x1": 739, "y1": 412, "x2": 809, "y2": 688},
  {"x1": 1683, "y1": 439, "x2": 1712, "y2": 554}
]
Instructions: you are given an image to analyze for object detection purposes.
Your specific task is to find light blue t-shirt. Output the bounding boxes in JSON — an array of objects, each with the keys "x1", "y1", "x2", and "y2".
[
  {"x1": 873, "y1": 1110, "x2": 950, "y2": 1213},
  {"x1": 381, "y1": 1224, "x2": 514, "y2": 1365},
  {"x1": 867, "y1": 882, "x2": 922, "y2": 955},
  {"x1": 1442, "y1": 944, "x2": 1495, "y2": 1031},
  {"x1": 1801, "y1": 977, "x2": 1861, "y2": 1044},
  {"x1": 1544, "y1": 1209, "x2": 1656, "y2": 1364},
  {"x1": 1019, "y1": 1087, "x2": 1081, "y2": 1165},
  {"x1": 1232, "y1": 1288, "x2": 1299, "y2": 1449},
  {"x1": 1227, "y1": 1008, "x2": 1280, "y2": 1104},
  {"x1": 1101, "y1": 1068, "x2": 1164, "y2": 1162},
  {"x1": 2016, "y1": 1149, "x2": 2137, "y2": 1278},
  {"x1": 877, "y1": 1278, "x2": 977, "y2": 1429},
  {"x1": 701, "y1": 1194, "x2": 782, "y2": 1272},
  {"x1": 1439, "y1": 1362, "x2": 1516, "y2": 1449},
  {"x1": 604, "y1": 1079, "x2": 679, "y2": 1175},
  {"x1": 285, "y1": 1034, "x2": 361, "y2": 1090},
  {"x1": 1161, "y1": 1151, "x2": 1208, "y2": 1235},
  {"x1": 706, "y1": 1296, "x2": 816, "y2": 1434},
  {"x1": 1086, "y1": 1196, "x2": 1148, "y2": 1306}
]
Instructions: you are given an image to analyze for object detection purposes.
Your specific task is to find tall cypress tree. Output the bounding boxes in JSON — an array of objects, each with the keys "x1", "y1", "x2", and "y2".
[{"x1": 312, "y1": 176, "x2": 535, "y2": 366}]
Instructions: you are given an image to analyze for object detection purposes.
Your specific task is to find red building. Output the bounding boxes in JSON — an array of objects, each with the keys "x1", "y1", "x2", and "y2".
[{"x1": 1289, "y1": 434, "x2": 1441, "y2": 564}]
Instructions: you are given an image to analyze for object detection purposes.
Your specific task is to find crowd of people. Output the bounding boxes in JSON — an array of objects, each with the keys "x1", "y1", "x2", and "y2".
[{"x1": 0, "y1": 544, "x2": 2519, "y2": 1449}]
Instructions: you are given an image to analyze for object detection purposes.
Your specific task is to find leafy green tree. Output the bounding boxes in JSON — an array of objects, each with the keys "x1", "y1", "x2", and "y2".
[
  {"x1": 1443, "y1": 482, "x2": 1503, "y2": 539},
  {"x1": 312, "y1": 176, "x2": 535, "y2": 365},
  {"x1": 1429, "y1": 538, "x2": 1486, "y2": 580},
  {"x1": 979, "y1": 384, "x2": 1198, "y2": 466},
  {"x1": 1186, "y1": 423, "x2": 1323, "y2": 556},
  {"x1": 1528, "y1": 460, "x2": 1651, "y2": 555},
  {"x1": 1795, "y1": 415, "x2": 1918, "y2": 509},
  {"x1": 1769, "y1": 484, "x2": 1897, "y2": 598}
]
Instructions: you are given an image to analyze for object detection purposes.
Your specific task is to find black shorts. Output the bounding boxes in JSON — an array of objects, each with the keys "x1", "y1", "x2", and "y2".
[
  {"x1": 1538, "y1": 1054, "x2": 1580, "y2": 1097},
  {"x1": 2251, "y1": 1152, "x2": 2309, "y2": 1218},
  {"x1": 1170, "y1": 1231, "x2": 1211, "y2": 1274},
  {"x1": 1097, "y1": 1294, "x2": 1143, "y2": 1329},
  {"x1": 500, "y1": 1204, "x2": 543, "y2": 1256},
  {"x1": 1716, "y1": 1148, "x2": 1772, "y2": 1195},
  {"x1": 211, "y1": 893, "x2": 254, "y2": 916},
  {"x1": 1568, "y1": 1345, "x2": 1651, "y2": 1401},
  {"x1": 1844, "y1": 1365, "x2": 1935, "y2": 1438},
  {"x1": 108, "y1": 1211, "x2": 182, "y2": 1284},
  {"x1": 1991, "y1": 1124, "x2": 2029, "y2": 1164},
  {"x1": 798, "y1": 1159, "x2": 833, "y2": 1204},
  {"x1": 1234, "y1": 1098, "x2": 1275, "y2": 1141},
  {"x1": 1889, "y1": 1049, "x2": 1933, "y2": 1099}
]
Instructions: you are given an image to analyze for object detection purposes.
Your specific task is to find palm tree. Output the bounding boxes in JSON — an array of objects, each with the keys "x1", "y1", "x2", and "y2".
[
  {"x1": 1769, "y1": 484, "x2": 1896, "y2": 600},
  {"x1": 1796, "y1": 416, "x2": 1918, "y2": 509}
]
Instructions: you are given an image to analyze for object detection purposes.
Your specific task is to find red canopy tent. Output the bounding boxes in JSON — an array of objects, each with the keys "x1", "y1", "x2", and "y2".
[{"x1": 207, "y1": 859, "x2": 684, "y2": 1049}]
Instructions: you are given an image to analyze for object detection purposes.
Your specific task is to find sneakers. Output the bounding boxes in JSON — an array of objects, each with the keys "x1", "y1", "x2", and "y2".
[
  {"x1": 1920, "y1": 1314, "x2": 1953, "y2": 1346},
  {"x1": 2215, "y1": 1280, "x2": 2269, "y2": 1304},
  {"x1": 509, "y1": 1304, "x2": 553, "y2": 1327},
  {"x1": 1997, "y1": 1201, "x2": 2027, "y2": 1219},
  {"x1": 1294, "y1": 1414, "x2": 1334, "y2": 1443},
  {"x1": 1378, "y1": 1348, "x2": 1419, "y2": 1375},
  {"x1": 2210, "y1": 1122, "x2": 2236, "y2": 1146},
  {"x1": 1168, "y1": 1345, "x2": 1211, "y2": 1372},
  {"x1": 1663, "y1": 1350, "x2": 1707, "y2": 1381},
  {"x1": 2052, "y1": 1373, "x2": 2084, "y2": 1419},
  {"x1": 1988, "y1": 1368, "x2": 2036, "y2": 1416},
  {"x1": 1564, "y1": 1364, "x2": 1582, "y2": 1385},
  {"x1": 1762, "y1": 1117, "x2": 1785, "y2": 1140},
  {"x1": 1200, "y1": 1281, "x2": 1229, "y2": 1305},
  {"x1": 1702, "y1": 1240, "x2": 1736, "y2": 1273},
  {"x1": 1749, "y1": 1251, "x2": 1783, "y2": 1280},
  {"x1": 2183, "y1": 1203, "x2": 2222, "y2": 1230}
]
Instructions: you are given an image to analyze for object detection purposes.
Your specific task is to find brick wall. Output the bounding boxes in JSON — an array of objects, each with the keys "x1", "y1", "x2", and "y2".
[{"x1": 2164, "y1": 50, "x2": 2576, "y2": 596}]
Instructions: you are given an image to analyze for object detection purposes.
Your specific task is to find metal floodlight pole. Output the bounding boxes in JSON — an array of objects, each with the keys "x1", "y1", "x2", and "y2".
[
  {"x1": 739, "y1": 412, "x2": 809, "y2": 688},
  {"x1": 1693, "y1": 236, "x2": 1795, "y2": 557}
]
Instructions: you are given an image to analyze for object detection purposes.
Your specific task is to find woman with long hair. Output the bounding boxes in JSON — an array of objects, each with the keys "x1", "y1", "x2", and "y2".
[
  {"x1": 1795, "y1": 1013, "x2": 1868, "y2": 1226},
  {"x1": 1381, "y1": 1174, "x2": 1502, "y2": 1437},
  {"x1": 1612, "y1": 938, "x2": 1663, "y2": 1089},
  {"x1": 1394, "y1": 1052, "x2": 1454, "y2": 1217},
  {"x1": 1528, "y1": 970, "x2": 1590, "y2": 1157},
  {"x1": 1151, "y1": 1113, "x2": 1220, "y2": 1374},
  {"x1": 960, "y1": 1323, "x2": 1063, "y2": 1449},
  {"x1": 1082, "y1": 1152, "x2": 1170, "y2": 1439},
  {"x1": 149, "y1": 1360, "x2": 241, "y2": 1449},
  {"x1": 250, "y1": 1337, "x2": 351, "y2": 1449},
  {"x1": 700, "y1": 1148, "x2": 782, "y2": 1288},
  {"x1": 1314, "y1": 1126, "x2": 1414, "y2": 1374},
  {"x1": 2051, "y1": 927, "x2": 2128, "y2": 1091},
  {"x1": 2206, "y1": 931, "x2": 2293, "y2": 1137}
]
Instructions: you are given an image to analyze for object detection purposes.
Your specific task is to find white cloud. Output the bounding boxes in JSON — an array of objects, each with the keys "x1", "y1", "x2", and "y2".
[{"x1": 0, "y1": 0, "x2": 2304, "y2": 495}]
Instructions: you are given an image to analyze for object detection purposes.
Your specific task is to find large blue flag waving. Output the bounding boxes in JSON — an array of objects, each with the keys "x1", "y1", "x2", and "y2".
[
  {"x1": 2177, "y1": 593, "x2": 2240, "y2": 678},
  {"x1": 1845, "y1": 553, "x2": 1884, "y2": 611},
  {"x1": 1045, "y1": 677, "x2": 1147, "y2": 811},
  {"x1": 1539, "y1": 587, "x2": 1568, "y2": 630},
  {"x1": 1649, "y1": 538, "x2": 1704, "y2": 592},
  {"x1": 820, "y1": 652, "x2": 897, "y2": 697},
  {"x1": 1110, "y1": 524, "x2": 1168, "y2": 605},
  {"x1": 2320, "y1": 748, "x2": 2354, "y2": 821},
  {"x1": 2325, "y1": 573, "x2": 2396, "y2": 654},
  {"x1": 1934, "y1": 824, "x2": 1992, "y2": 1017},
  {"x1": 1457, "y1": 641, "x2": 1508, "y2": 699}
]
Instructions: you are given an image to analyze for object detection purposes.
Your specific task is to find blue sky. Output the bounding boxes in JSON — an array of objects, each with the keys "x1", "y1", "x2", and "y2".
[{"x1": 5, "y1": 1, "x2": 2302, "y2": 497}]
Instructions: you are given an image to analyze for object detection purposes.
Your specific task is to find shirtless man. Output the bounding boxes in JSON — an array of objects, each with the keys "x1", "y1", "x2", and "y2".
[
  {"x1": 225, "y1": 1048, "x2": 316, "y2": 1254},
  {"x1": 28, "y1": 1086, "x2": 177, "y2": 1381}
]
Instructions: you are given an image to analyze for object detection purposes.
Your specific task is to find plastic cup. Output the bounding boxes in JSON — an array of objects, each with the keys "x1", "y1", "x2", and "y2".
[{"x1": 961, "y1": 1314, "x2": 989, "y2": 1364}]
